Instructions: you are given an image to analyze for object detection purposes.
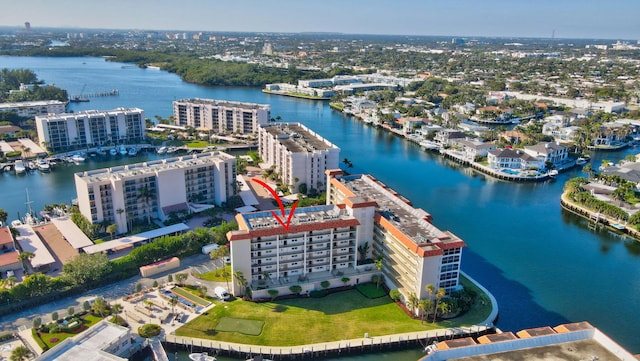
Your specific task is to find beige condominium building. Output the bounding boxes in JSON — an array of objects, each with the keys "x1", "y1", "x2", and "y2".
[
  {"x1": 228, "y1": 169, "x2": 465, "y2": 304},
  {"x1": 173, "y1": 98, "x2": 270, "y2": 134},
  {"x1": 0, "y1": 100, "x2": 66, "y2": 117},
  {"x1": 258, "y1": 122, "x2": 340, "y2": 192},
  {"x1": 35, "y1": 108, "x2": 145, "y2": 152},
  {"x1": 75, "y1": 151, "x2": 236, "y2": 234}
]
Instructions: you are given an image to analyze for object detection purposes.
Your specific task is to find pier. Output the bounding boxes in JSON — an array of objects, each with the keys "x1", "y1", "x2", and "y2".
[{"x1": 69, "y1": 89, "x2": 119, "y2": 102}]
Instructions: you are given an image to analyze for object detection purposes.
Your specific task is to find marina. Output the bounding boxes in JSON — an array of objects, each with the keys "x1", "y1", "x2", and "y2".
[{"x1": 1, "y1": 56, "x2": 640, "y2": 358}]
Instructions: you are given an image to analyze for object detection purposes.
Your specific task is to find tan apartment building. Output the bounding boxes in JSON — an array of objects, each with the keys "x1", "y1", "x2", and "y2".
[
  {"x1": 173, "y1": 98, "x2": 270, "y2": 134},
  {"x1": 258, "y1": 122, "x2": 340, "y2": 192},
  {"x1": 75, "y1": 152, "x2": 236, "y2": 234}
]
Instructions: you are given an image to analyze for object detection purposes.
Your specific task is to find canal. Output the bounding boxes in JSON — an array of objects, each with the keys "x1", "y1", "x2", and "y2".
[{"x1": 1, "y1": 56, "x2": 640, "y2": 357}]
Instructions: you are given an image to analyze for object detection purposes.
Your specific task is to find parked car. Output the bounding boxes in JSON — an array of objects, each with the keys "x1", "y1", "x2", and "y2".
[{"x1": 214, "y1": 286, "x2": 230, "y2": 301}]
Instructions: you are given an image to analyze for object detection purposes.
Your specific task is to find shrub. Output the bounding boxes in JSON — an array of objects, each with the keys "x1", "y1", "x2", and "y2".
[
  {"x1": 389, "y1": 289, "x2": 401, "y2": 302},
  {"x1": 138, "y1": 324, "x2": 162, "y2": 338},
  {"x1": 289, "y1": 285, "x2": 302, "y2": 295}
]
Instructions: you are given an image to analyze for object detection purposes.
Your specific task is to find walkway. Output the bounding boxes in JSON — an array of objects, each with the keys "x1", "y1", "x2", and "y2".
[{"x1": 149, "y1": 338, "x2": 169, "y2": 361}]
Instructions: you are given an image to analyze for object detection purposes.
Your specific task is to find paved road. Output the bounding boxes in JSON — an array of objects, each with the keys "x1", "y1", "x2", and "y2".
[{"x1": 0, "y1": 253, "x2": 223, "y2": 333}]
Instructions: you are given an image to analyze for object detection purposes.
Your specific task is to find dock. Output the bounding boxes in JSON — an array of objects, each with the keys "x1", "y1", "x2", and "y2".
[{"x1": 162, "y1": 325, "x2": 493, "y2": 360}]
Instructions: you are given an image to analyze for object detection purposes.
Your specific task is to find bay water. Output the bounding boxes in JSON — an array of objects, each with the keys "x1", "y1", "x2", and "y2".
[{"x1": 1, "y1": 56, "x2": 639, "y2": 358}]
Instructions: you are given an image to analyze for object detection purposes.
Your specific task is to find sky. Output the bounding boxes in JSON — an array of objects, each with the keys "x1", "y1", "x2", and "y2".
[{"x1": 1, "y1": 0, "x2": 639, "y2": 40}]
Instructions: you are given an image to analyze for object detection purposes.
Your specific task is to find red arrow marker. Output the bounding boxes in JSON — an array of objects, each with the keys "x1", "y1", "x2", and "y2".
[{"x1": 251, "y1": 178, "x2": 299, "y2": 231}]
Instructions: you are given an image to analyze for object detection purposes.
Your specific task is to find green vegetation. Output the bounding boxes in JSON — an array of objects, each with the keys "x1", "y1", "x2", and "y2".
[
  {"x1": 356, "y1": 283, "x2": 388, "y2": 299},
  {"x1": 215, "y1": 317, "x2": 264, "y2": 336},
  {"x1": 32, "y1": 313, "x2": 102, "y2": 351},
  {"x1": 177, "y1": 284, "x2": 491, "y2": 346},
  {"x1": 0, "y1": 68, "x2": 68, "y2": 103},
  {"x1": 138, "y1": 323, "x2": 162, "y2": 338},
  {"x1": 171, "y1": 286, "x2": 212, "y2": 307},
  {"x1": 564, "y1": 177, "x2": 630, "y2": 222},
  {"x1": 193, "y1": 265, "x2": 231, "y2": 282}
]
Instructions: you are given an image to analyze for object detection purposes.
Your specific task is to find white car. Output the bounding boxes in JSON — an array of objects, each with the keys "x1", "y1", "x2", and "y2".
[{"x1": 214, "y1": 286, "x2": 230, "y2": 301}]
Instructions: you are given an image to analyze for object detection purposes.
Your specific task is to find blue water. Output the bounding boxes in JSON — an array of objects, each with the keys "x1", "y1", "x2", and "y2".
[{"x1": 1, "y1": 57, "x2": 640, "y2": 357}]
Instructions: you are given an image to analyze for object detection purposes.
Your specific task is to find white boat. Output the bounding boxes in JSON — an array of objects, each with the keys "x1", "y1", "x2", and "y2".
[
  {"x1": 37, "y1": 159, "x2": 50, "y2": 172},
  {"x1": 548, "y1": 169, "x2": 559, "y2": 178},
  {"x1": 119, "y1": 145, "x2": 127, "y2": 155},
  {"x1": 127, "y1": 147, "x2": 138, "y2": 156},
  {"x1": 14, "y1": 160, "x2": 26, "y2": 174},
  {"x1": 156, "y1": 146, "x2": 167, "y2": 154},
  {"x1": 71, "y1": 154, "x2": 86, "y2": 163},
  {"x1": 576, "y1": 157, "x2": 588, "y2": 165},
  {"x1": 109, "y1": 148, "x2": 118, "y2": 156},
  {"x1": 10, "y1": 219, "x2": 22, "y2": 227},
  {"x1": 189, "y1": 352, "x2": 217, "y2": 361},
  {"x1": 167, "y1": 146, "x2": 178, "y2": 153}
]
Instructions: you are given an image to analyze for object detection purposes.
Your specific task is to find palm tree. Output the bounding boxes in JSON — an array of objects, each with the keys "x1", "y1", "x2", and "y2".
[
  {"x1": 17, "y1": 251, "x2": 35, "y2": 273},
  {"x1": 418, "y1": 299, "x2": 432, "y2": 324},
  {"x1": 115, "y1": 208, "x2": 125, "y2": 232},
  {"x1": 10, "y1": 346, "x2": 32, "y2": 361},
  {"x1": 233, "y1": 270, "x2": 248, "y2": 297},
  {"x1": 374, "y1": 255, "x2": 384, "y2": 289},
  {"x1": 432, "y1": 287, "x2": 446, "y2": 323},
  {"x1": 407, "y1": 291, "x2": 419, "y2": 316},
  {"x1": 0, "y1": 208, "x2": 7, "y2": 226},
  {"x1": 137, "y1": 186, "x2": 154, "y2": 225}
]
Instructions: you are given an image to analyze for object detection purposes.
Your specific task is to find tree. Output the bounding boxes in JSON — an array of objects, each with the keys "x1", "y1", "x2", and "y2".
[
  {"x1": 111, "y1": 303, "x2": 122, "y2": 316},
  {"x1": 17, "y1": 251, "x2": 35, "y2": 272},
  {"x1": 137, "y1": 186, "x2": 155, "y2": 225},
  {"x1": 341, "y1": 277, "x2": 350, "y2": 286},
  {"x1": 115, "y1": 208, "x2": 125, "y2": 232},
  {"x1": 0, "y1": 208, "x2": 7, "y2": 226},
  {"x1": 267, "y1": 289, "x2": 279, "y2": 301},
  {"x1": 374, "y1": 255, "x2": 384, "y2": 289},
  {"x1": 432, "y1": 287, "x2": 446, "y2": 323},
  {"x1": 209, "y1": 246, "x2": 229, "y2": 268},
  {"x1": 233, "y1": 270, "x2": 247, "y2": 297},
  {"x1": 82, "y1": 300, "x2": 91, "y2": 312},
  {"x1": 135, "y1": 283, "x2": 143, "y2": 293},
  {"x1": 32, "y1": 317, "x2": 42, "y2": 329},
  {"x1": 92, "y1": 297, "x2": 109, "y2": 317},
  {"x1": 138, "y1": 324, "x2": 162, "y2": 338},
  {"x1": 106, "y1": 223, "x2": 118, "y2": 240},
  {"x1": 320, "y1": 280, "x2": 330, "y2": 289},
  {"x1": 10, "y1": 345, "x2": 32, "y2": 361},
  {"x1": 62, "y1": 253, "x2": 111, "y2": 286},
  {"x1": 167, "y1": 274, "x2": 173, "y2": 283},
  {"x1": 357, "y1": 242, "x2": 370, "y2": 263},
  {"x1": 289, "y1": 285, "x2": 302, "y2": 295},
  {"x1": 198, "y1": 285, "x2": 208, "y2": 298},
  {"x1": 418, "y1": 299, "x2": 432, "y2": 324},
  {"x1": 175, "y1": 273, "x2": 188, "y2": 286},
  {"x1": 51, "y1": 311, "x2": 58, "y2": 322},
  {"x1": 407, "y1": 291, "x2": 419, "y2": 316},
  {"x1": 389, "y1": 289, "x2": 401, "y2": 302},
  {"x1": 67, "y1": 306, "x2": 75, "y2": 317}
]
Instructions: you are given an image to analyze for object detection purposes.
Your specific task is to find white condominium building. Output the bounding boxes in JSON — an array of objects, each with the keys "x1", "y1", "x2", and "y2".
[
  {"x1": 173, "y1": 98, "x2": 270, "y2": 134},
  {"x1": 326, "y1": 170, "x2": 466, "y2": 301},
  {"x1": 227, "y1": 169, "x2": 465, "y2": 305},
  {"x1": 0, "y1": 100, "x2": 66, "y2": 117},
  {"x1": 258, "y1": 122, "x2": 340, "y2": 192},
  {"x1": 35, "y1": 108, "x2": 145, "y2": 152},
  {"x1": 75, "y1": 151, "x2": 236, "y2": 234}
]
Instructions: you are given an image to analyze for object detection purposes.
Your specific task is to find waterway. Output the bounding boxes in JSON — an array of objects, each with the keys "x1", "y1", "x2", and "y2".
[{"x1": 1, "y1": 56, "x2": 640, "y2": 358}]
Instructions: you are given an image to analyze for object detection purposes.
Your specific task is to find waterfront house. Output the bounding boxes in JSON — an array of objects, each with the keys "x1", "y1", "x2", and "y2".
[
  {"x1": 452, "y1": 139, "x2": 497, "y2": 161},
  {"x1": 523, "y1": 142, "x2": 569, "y2": 167},
  {"x1": 0, "y1": 226, "x2": 21, "y2": 279},
  {"x1": 397, "y1": 117, "x2": 426, "y2": 135},
  {"x1": 488, "y1": 148, "x2": 543, "y2": 170},
  {"x1": 434, "y1": 129, "x2": 467, "y2": 147}
]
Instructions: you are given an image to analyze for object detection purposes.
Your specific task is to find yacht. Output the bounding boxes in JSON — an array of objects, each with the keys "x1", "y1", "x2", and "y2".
[
  {"x1": 156, "y1": 146, "x2": 167, "y2": 154},
  {"x1": 71, "y1": 154, "x2": 86, "y2": 163},
  {"x1": 14, "y1": 160, "x2": 26, "y2": 174},
  {"x1": 119, "y1": 145, "x2": 127, "y2": 155},
  {"x1": 576, "y1": 157, "x2": 589, "y2": 166},
  {"x1": 127, "y1": 147, "x2": 138, "y2": 156},
  {"x1": 109, "y1": 147, "x2": 118, "y2": 156},
  {"x1": 37, "y1": 159, "x2": 50, "y2": 172}
]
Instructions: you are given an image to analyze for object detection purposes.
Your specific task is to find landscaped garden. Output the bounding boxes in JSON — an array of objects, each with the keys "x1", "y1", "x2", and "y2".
[
  {"x1": 32, "y1": 313, "x2": 102, "y2": 350},
  {"x1": 176, "y1": 278, "x2": 492, "y2": 346}
]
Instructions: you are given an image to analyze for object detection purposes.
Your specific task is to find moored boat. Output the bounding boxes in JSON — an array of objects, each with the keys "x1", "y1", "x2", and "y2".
[
  {"x1": 156, "y1": 146, "x2": 167, "y2": 154},
  {"x1": 127, "y1": 147, "x2": 138, "y2": 156},
  {"x1": 71, "y1": 154, "x2": 86, "y2": 163},
  {"x1": 14, "y1": 160, "x2": 26, "y2": 174},
  {"x1": 37, "y1": 159, "x2": 50, "y2": 172},
  {"x1": 576, "y1": 157, "x2": 588, "y2": 165},
  {"x1": 189, "y1": 352, "x2": 216, "y2": 361},
  {"x1": 119, "y1": 145, "x2": 127, "y2": 155},
  {"x1": 548, "y1": 169, "x2": 559, "y2": 178}
]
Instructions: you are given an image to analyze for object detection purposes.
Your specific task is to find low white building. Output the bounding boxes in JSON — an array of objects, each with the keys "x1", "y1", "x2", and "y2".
[
  {"x1": 0, "y1": 100, "x2": 66, "y2": 117},
  {"x1": 452, "y1": 139, "x2": 497, "y2": 161},
  {"x1": 523, "y1": 142, "x2": 569, "y2": 166},
  {"x1": 488, "y1": 148, "x2": 543, "y2": 170}
]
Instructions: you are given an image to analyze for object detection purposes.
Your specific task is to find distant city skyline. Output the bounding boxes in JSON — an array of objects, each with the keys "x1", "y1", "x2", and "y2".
[{"x1": 1, "y1": 0, "x2": 639, "y2": 40}]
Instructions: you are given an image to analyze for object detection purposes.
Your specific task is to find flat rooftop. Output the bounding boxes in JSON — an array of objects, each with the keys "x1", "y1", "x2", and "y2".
[
  {"x1": 175, "y1": 97, "x2": 270, "y2": 110},
  {"x1": 16, "y1": 138, "x2": 46, "y2": 155},
  {"x1": 15, "y1": 225, "x2": 56, "y2": 269},
  {"x1": 51, "y1": 216, "x2": 93, "y2": 249},
  {"x1": 338, "y1": 174, "x2": 461, "y2": 250},
  {"x1": 451, "y1": 339, "x2": 621, "y2": 361},
  {"x1": 75, "y1": 151, "x2": 234, "y2": 183},
  {"x1": 0, "y1": 100, "x2": 65, "y2": 108},
  {"x1": 262, "y1": 123, "x2": 337, "y2": 153},
  {"x1": 34, "y1": 320, "x2": 129, "y2": 361},
  {"x1": 242, "y1": 205, "x2": 350, "y2": 231},
  {"x1": 83, "y1": 223, "x2": 189, "y2": 254}
]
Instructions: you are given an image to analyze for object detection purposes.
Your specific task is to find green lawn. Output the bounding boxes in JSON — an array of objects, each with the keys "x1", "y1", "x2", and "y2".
[
  {"x1": 193, "y1": 265, "x2": 232, "y2": 282},
  {"x1": 172, "y1": 286, "x2": 212, "y2": 307},
  {"x1": 33, "y1": 314, "x2": 103, "y2": 350},
  {"x1": 176, "y1": 286, "x2": 491, "y2": 346},
  {"x1": 215, "y1": 317, "x2": 264, "y2": 335}
]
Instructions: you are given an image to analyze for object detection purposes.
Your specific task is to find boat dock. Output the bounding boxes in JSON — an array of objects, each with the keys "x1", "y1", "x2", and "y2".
[
  {"x1": 69, "y1": 89, "x2": 119, "y2": 101},
  {"x1": 163, "y1": 325, "x2": 493, "y2": 360},
  {"x1": 149, "y1": 338, "x2": 170, "y2": 361}
]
